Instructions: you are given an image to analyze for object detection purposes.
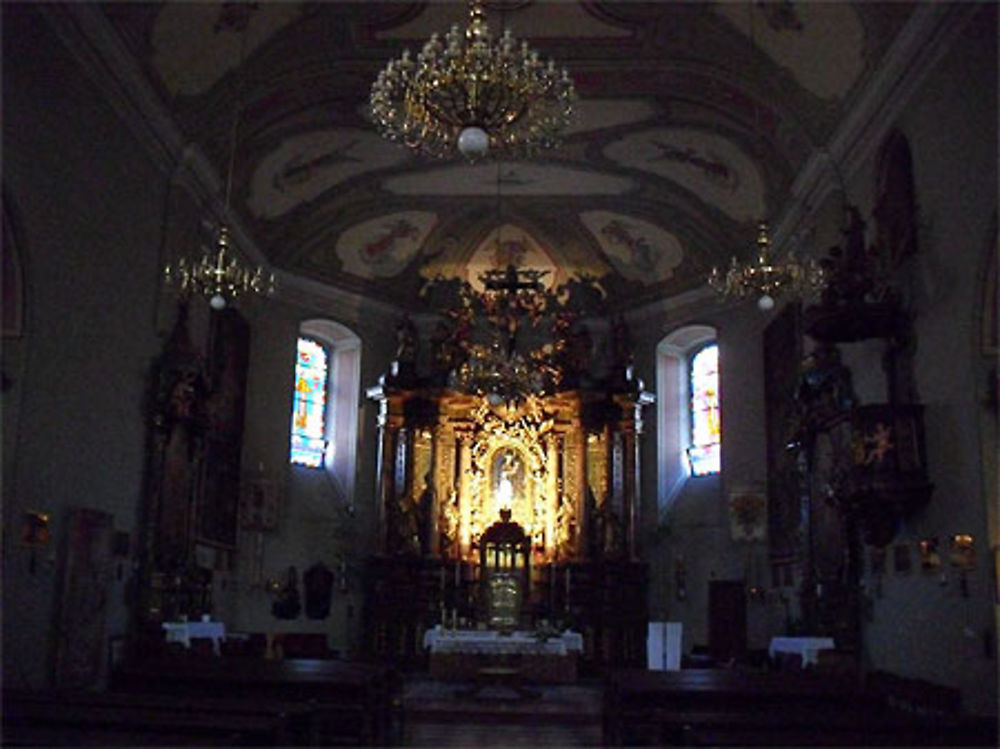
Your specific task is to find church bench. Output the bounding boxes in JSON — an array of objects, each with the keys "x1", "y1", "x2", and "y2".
[
  {"x1": 4, "y1": 687, "x2": 315, "y2": 745},
  {"x1": 603, "y1": 668, "x2": 866, "y2": 745},
  {"x1": 866, "y1": 669, "x2": 962, "y2": 716},
  {"x1": 603, "y1": 668, "x2": 998, "y2": 747},
  {"x1": 631, "y1": 708, "x2": 995, "y2": 746},
  {"x1": 684, "y1": 714, "x2": 999, "y2": 747},
  {"x1": 2, "y1": 693, "x2": 281, "y2": 746},
  {"x1": 110, "y1": 655, "x2": 398, "y2": 745},
  {"x1": 2, "y1": 724, "x2": 233, "y2": 746}
]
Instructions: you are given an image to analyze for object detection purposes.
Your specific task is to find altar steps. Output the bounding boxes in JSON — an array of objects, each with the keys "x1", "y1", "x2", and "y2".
[{"x1": 400, "y1": 678, "x2": 604, "y2": 747}]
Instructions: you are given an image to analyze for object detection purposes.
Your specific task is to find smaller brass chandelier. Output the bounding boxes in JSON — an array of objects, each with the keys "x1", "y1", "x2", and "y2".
[
  {"x1": 162, "y1": 6, "x2": 274, "y2": 312},
  {"x1": 709, "y1": 221, "x2": 825, "y2": 311},
  {"x1": 164, "y1": 225, "x2": 274, "y2": 311},
  {"x1": 369, "y1": 0, "x2": 577, "y2": 160}
]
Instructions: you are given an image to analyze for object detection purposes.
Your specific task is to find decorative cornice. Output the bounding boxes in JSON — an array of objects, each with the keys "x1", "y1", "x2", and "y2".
[
  {"x1": 272, "y1": 269, "x2": 401, "y2": 330},
  {"x1": 772, "y1": 3, "x2": 979, "y2": 251},
  {"x1": 37, "y1": 3, "x2": 271, "y2": 270}
]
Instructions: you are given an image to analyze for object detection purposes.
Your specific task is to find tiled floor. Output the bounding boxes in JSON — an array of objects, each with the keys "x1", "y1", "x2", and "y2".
[{"x1": 400, "y1": 677, "x2": 605, "y2": 747}]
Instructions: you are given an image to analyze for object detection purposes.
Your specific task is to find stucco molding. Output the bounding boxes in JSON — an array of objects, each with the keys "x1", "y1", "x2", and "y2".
[
  {"x1": 773, "y1": 3, "x2": 979, "y2": 252},
  {"x1": 272, "y1": 269, "x2": 401, "y2": 332},
  {"x1": 37, "y1": 3, "x2": 276, "y2": 272}
]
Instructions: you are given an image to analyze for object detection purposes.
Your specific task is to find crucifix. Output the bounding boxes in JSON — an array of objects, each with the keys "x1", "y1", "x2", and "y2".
[
  {"x1": 481, "y1": 264, "x2": 549, "y2": 293},
  {"x1": 479, "y1": 265, "x2": 550, "y2": 358}
]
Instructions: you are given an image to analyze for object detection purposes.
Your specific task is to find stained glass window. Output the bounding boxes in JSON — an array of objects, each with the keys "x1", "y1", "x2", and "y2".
[
  {"x1": 290, "y1": 337, "x2": 329, "y2": 467},
  {"x1": 687, "y1": 343, "x2": 720, "y2": 476}
]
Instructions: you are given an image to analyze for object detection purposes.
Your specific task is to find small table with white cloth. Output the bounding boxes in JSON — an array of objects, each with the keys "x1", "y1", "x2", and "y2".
[
  {"x1": 423, "y1": 627, "x2": 583, "y2": 683},
  {"x1": 162, "y1": 620, "x2": 226, "y2": 656},
  {"x1": 768, "y1": 636, "x2": 836, "y2": 669}
]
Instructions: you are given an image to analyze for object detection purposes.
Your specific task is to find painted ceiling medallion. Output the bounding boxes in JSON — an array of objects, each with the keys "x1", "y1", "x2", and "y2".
[{"x1": 580, "y1": 211, "x2": 684, "y2": 284}]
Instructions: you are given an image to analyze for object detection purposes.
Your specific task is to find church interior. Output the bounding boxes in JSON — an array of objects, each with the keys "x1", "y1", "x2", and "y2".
[{"x1": 2, "y1": 1, "x2": 997, "y2": 746}]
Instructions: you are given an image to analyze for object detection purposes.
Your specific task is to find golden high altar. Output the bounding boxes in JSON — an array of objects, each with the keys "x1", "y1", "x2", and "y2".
[{"x1": 363, "y1": 267, "x2": 653, "y2": 674}]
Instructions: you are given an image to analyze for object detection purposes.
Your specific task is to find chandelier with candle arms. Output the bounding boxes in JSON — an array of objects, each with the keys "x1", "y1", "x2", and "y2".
[
  {"x1": 709, "y1": 221, "x2": 825, "y2": 311},
  {"x1": 369, "y1": 0, "x2": 577, "y2": 161}
]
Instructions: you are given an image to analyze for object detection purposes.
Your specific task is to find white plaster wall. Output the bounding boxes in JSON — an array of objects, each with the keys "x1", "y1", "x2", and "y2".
[
  {"x1": 2, "y1": 7, "x2": 171, "y2": 687},
  {"x1": 231, "y1": 294, "x2": 397, "y2": 656},
  {"x1": 846, "y1": 10, "x2": 998, "y2": 715},
  {"x1": 634, "y1": 301, "x2": 772, "y2": 653}
]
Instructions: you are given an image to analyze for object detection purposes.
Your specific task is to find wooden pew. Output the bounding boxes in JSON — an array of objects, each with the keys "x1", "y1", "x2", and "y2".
[
  {"x1": 603, "y1": 668, "x2": 998, "y2": 747},
  {"x1": 110, "y1": 656, "x2": 398, "y2": 746},
  {"x1": 866, "y1": 669, "x2": 962, "y2": 716},
  {"x1": 605, "y1": 668, "x2": 865, "y2": 746},
  {"x1": 4, "y1": 688, "x2": 314, "y2": 745},
  {"x1": 685, "y1": 715, "x2": 999, "y2": 747},
  {"x1": 2, "y1": 692, "x2": 282, "y2": 746}
]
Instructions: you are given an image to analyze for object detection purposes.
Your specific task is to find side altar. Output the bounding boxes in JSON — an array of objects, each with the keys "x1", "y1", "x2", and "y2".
[{"x1": 363, "y1": 267, "x2": 653, "y2": 675}]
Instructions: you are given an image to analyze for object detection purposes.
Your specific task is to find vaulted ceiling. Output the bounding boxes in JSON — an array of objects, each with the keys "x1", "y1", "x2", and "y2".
[{"x1": 99, "y1": 1, "x2": 916, "y2": 312}]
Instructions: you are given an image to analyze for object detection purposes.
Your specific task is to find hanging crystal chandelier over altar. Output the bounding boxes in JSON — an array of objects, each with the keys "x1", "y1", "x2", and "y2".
[
  {"x1": 369, "y1": 0, "x2": 577, "y2": 161},
  {"x1": 708, "y1": 221, "x2": 825, "y2": 311}
]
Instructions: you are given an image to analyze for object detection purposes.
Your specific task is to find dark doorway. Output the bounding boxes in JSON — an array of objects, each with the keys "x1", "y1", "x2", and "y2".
[{"x1": 708, "y1": 579, "x2": 747, "y2": 662}]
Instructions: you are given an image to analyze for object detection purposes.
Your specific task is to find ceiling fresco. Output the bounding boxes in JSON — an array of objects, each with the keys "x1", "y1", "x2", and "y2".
[{"x1": 99, "y1": 1, "x2": 917, "y2": 311}]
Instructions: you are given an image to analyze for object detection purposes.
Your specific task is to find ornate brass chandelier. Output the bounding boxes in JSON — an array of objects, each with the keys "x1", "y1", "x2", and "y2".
[
  {"x1": 164, "y1": 225, "x2": 274, "y2": 311},
  {"x1": 369, "y1": 0, "x2": 577, "y2": 160},
  {"x1": 163, "y1": 6, "x2": 273, "y2": 311},
  {"x1": 709, "y1": 221, "x2": 825, "y2": 311}
]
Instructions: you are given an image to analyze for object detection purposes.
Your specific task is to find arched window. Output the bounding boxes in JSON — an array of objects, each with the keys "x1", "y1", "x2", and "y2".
[
  {"x1": 656, "y1": 325, "x2": 719, "y2": 512},
  {"x1": 687, "y1": 343, "x2": 720, "y2": 476},
  {"x1": 288, "y1": 320, "x2": 362, "y2": 503},
  {"x1": 290, "y1": 337, "x2": 329, "y2": 467}
]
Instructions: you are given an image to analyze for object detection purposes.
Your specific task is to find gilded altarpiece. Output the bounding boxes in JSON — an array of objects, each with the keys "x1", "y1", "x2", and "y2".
[{"x1": 365, "y1": 384, "x2": 651, "y2": 673}]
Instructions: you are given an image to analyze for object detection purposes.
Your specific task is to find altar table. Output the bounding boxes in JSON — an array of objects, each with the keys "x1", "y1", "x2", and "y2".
[
  {"x1": 768, "y1": 636, "x2": 836, "y2": 668},
  {"x1": 423, "y1": 627, "x2": 582, "y2": 683},
  {"x1": 162, "y1": 620, "x2": 226, "y2": 655}
]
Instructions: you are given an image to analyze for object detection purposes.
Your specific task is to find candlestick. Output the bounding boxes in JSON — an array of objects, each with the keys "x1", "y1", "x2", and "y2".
[
  {"x1": 549, "y1": 564, "x2": 556, "y2": 612},
  {"x1": 439, "y1": 565, "x2": 445, "y2": 592},
  {"x1": 454, "y1": 560, "x2": 460, "y2": 587},
  {"x1": 565, "y1": 566, "x2": 571, "y2": 601}
]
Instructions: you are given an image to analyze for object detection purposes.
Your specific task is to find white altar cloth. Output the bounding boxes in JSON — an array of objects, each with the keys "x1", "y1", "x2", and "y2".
[
  {"x1": 768, "y1": 636, "x2": 836, "y2": 668},
  {"x1": 423, "y1": 627, "x2": 583, "y2": 656},
  {"x1": 162, "y1": 620, "x2": 226, "y2": 655}
]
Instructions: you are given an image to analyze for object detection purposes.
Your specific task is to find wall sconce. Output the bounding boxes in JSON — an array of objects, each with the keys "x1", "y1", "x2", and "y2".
[
  {"x1": 338, "y1": 558, "x2": 349, "y2": 594},
  {"x1": 20, "y1": 510, "x2": 50, "y2": 574},
  {"x1": 674, "y1": 555, "x2": 687, "y2": 601},
  {"x1": 950, "y1": 534, "x2": 975, "y2": 598},
  {"x1": 918, "y1": 537, "x2": 941, "y2": 570},
  {"x1": 950, "y1": 534, "x2": 976, "y2": 570}
]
